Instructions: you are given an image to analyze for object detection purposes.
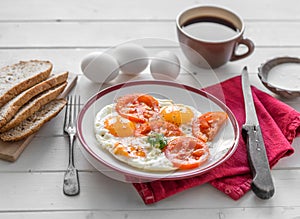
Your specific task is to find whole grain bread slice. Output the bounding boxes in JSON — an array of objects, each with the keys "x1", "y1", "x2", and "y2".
[
  {"x1": 0, "y1": 82, "x2": 67, "y2": 132},
  {"x1": 0, "y1": 99, "x2": 66, "y2": 141},
  {"x1": 0, "y1": 60, "x2": 53, "y2": 107},
  {"x1": 0, "y1": 71, "x2": 68, "y2": 129}
]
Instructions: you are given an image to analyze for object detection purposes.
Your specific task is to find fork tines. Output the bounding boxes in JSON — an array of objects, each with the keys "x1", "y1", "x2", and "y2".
[{"x1": 64, "y1": 95, "x2": 81, "y2": 133}]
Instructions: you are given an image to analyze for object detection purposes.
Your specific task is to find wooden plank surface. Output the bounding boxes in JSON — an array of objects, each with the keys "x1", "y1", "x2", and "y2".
[
  {"x1": 1, "y1": 0, "x2": 300, "y2": 218},
  {"x1": 0, "y1": 22, "x2": 299, "y2": 48},
  {"x1": 1, "y1": 170, "x2": 300, "y2": 211},
  {"x1": 0, "y1": 47, "x2": 300, "y2": 77},
  {"x1": 0, "y1": 0, "x2": 299, "y2": 20},
  {"x1": 0, "y1": 73, "x2": 77, "y2": 162}
]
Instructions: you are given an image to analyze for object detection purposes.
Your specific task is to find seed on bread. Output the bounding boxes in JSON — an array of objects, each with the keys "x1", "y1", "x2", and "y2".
[
  {"x1": 0, "y1": 82, "x2": 67, "y2": 132},
  {"x1": 0, "y1": 60, "x2": 53, "y2": 107},
  {"x1": 0, "y1": 99, "x2": 67, "y2": 141},
  {"x1": 0, "y1": 72, "x2": 68, "y2": 129}
]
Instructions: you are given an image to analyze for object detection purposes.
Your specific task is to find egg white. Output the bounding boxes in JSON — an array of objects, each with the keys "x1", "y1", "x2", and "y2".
[{"x1": 94, "y1": 99, "x2": 202, "y2": 172}]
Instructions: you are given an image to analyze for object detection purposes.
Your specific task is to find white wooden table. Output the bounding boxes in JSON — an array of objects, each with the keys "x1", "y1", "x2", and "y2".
[{"x1": 1, "y1": 0, "x2": 300, "y2": 218}]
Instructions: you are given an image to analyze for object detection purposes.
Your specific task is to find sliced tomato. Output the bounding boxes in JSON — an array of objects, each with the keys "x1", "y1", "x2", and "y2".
[
  {"x1": 149, "y1": 119, "x2": 182, "y2": 137},
  {"x1": 115, "y1": 93, "x2": 160, "y2": 123},
  {"x1": 134, "y1": 122, "x2": 152, "y2": 136},
  {"x1": 192, "y1": 111, "x2": 228, "y2": 142},
  {"x1": 164, "y1": 136, "x2": 209, "y2": 170},
  {"x1": 134, "y1": 118, "x2": 182, "y2": 137},
  {"x1": 137, "y1": 94, "x2": 159, "y2": 110}
]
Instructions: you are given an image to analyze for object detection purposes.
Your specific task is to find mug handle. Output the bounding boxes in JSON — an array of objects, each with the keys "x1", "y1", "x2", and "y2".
[{"x1": 230, "y1": 38, "x2": 255, "y2": 61}]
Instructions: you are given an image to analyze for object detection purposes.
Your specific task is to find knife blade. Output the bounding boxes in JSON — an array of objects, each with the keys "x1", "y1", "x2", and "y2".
[{"x1": 241, "y1": 66, "x2": 275, "y2": 199}]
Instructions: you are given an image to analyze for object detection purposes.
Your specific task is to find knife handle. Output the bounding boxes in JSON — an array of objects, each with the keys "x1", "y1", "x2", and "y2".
[{"x1": 242, "y1": 124, "x2": 275, "y2": 199}]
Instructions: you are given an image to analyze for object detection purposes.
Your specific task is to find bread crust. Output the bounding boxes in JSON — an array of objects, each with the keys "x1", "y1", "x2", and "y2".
[
  {"x1": 0, "y1": 60, "x2": 53, "y2": 107},
  {"x1": 0, "y1": 72, "x2": 68, "y2": 129},
  {"x1": 0, "y1": 99, "x2": 67, "y2": 141},
  {"x1": 0, "y1": 82, "x2": 67, "y2": 132}
]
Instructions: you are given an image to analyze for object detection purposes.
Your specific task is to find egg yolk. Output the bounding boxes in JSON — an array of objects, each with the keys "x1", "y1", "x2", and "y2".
[
  {"x1": 113, "y1": 142, "x2": 146, "y2": 157},
  {"x1": 160, "y1": 104, "x2": 194, "y2": 126},
  {"x1": 104, "y1": 116, "x2": 135, "y2": 137}
]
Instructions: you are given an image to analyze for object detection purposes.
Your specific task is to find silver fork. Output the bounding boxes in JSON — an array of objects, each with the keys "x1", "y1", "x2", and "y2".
[{"x1": 63, "y1": 95, "x2": 80, "y2": 196}]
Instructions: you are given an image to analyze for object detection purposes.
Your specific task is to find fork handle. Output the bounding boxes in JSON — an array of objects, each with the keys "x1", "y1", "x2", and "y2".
[
  {"x1": 63, "y1": 166, "x2": 80, "y2": 196},
  {"x1": 63, "y1": 133, "x2": 80, "y2": 196},
  {"x1": 67, "y1": 133, "x2": 76, "y2": 166}
]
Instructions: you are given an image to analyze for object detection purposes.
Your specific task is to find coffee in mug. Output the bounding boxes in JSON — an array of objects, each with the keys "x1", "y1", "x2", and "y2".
[{"x1": 176, "y1": 5, "x2": 254, "y2": 68}]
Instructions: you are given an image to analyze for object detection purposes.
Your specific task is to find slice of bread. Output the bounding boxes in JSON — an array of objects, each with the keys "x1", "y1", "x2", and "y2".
[
  {"x1": 0, "y1": 82, "x2": 67, "y2": 132},
  {"x1": 0, "y1": 72, "x2": 68, "y2": 128},
  {"x1": 0, "y1": 60, "x2": 53, "y2": 107},
  {"x1": 0, "y1": 99, "x2": 67, "y2": 142}
]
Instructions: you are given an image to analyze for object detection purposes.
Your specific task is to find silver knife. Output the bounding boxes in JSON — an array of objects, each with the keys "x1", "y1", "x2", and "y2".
[{"x1": 241, "y1": 66, "x2": 275, "y2": 199}]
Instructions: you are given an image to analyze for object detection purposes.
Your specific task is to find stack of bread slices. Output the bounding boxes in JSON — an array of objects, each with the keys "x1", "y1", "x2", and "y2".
[{"x1": 0, "y1": 60, "x2": 68, "y2": 141}]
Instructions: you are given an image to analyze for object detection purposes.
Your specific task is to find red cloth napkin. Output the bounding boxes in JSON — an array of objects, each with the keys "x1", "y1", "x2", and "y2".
[{"x1": 133, "y1": 76, "x2": 300, "y2": 204}]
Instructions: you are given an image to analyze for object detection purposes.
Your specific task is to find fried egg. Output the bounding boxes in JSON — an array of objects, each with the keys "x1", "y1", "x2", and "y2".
[{"x1": 94, "y1": 97, "x2": 202, "y2": 171}]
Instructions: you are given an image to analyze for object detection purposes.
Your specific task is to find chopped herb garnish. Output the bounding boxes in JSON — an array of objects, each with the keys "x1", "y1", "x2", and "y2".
[{"x1": 147, "y1": 133, "x2": 168, "y2": 150}]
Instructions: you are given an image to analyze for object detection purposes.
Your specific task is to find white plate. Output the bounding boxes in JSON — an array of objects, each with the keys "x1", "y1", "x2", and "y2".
[{"x1": 77, "y1": 80, "x2": 239, "y2": 183}]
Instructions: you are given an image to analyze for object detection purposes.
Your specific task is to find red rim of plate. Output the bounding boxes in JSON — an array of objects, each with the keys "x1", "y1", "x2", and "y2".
[{"x1": 76, "y1": 80, "x2": 240, "y2": 181}]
